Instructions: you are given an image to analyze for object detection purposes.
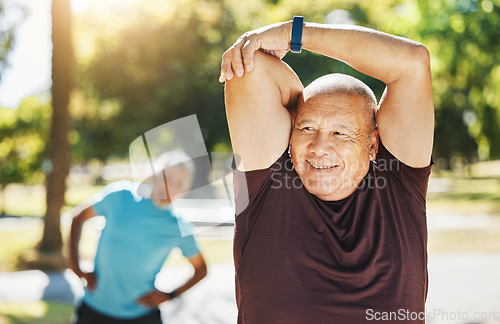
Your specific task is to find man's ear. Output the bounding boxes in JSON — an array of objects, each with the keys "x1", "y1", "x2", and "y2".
[{"x1": 369, "y1": 129, "x2": 379, "y2": 161}]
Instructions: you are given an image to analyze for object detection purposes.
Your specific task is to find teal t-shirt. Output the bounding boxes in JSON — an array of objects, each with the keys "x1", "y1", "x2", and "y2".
[{"x1": 82, "y1": 180, "x2": 200, "y2": 319}]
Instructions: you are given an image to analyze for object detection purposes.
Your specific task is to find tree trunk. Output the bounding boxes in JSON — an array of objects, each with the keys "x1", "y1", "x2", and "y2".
[
  {"x1": 0, "y1": 185, "x2": 4, "y2": 215},
  {"x1": 38, "y1": 0, "x2": 73, "y2": 252}
]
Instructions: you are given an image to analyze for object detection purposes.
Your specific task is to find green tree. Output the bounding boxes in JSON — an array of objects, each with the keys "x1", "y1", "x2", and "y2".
[
  {"x1": 72, "y1": 0, "x2": 500, "y2": 164},
  {"x1": 0, "y1": 98, "x2": 49, "y2": 214},
  {"x1": 365, "y1": 0, "x2": 500, "y2": 162},
  {"x1": 418, "y1": 0, "x2": 500, "y2": 161},
  {"x1": 73, "y1": 0, "x2": 236, "y2": 161},
  {"x1": 73, "y1": 0, "x2": 386, "y2": 162},
  {"x1": 24, "y1": 0, "x2": 74, "y2": 270}
]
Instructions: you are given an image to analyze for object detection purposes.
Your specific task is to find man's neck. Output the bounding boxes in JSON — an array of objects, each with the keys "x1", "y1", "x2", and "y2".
[{"x1": 152, "y1": 198, "x2": 172, "y2": 210}]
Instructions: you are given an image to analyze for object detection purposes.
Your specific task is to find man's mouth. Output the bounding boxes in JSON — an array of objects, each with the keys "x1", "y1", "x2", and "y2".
[{"x1": 307, "y1": 161, "x2": 338, "y2": 170}]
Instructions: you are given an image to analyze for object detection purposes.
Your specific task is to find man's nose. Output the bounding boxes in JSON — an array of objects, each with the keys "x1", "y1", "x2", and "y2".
[{"x1": 309, "y1": 133, "x2": 333, "y2": 157}]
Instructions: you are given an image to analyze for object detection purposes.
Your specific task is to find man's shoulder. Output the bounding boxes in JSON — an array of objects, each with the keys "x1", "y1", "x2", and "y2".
[
  {"x1": 101, "y1": 180, "x2": 137, "y2": 196},
  {"x1": 92, "y1": 180, "x2": 138, "y2": 205}
]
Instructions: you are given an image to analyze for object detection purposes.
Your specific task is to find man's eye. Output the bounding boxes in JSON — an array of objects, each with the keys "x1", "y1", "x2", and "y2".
[
  {"x1": 301, "y1": 127, "x2": 316, "y2": 132},
  {"x1": 333, "y1": 131, "x2": 345, "y2": 136}
]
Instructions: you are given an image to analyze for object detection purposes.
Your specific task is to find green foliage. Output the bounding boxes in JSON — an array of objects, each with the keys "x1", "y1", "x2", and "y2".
[
  {"x1": 364, "y1": 0, "x2": 500, "y2": 161},
  {"x1": 72, "y1": 0, "x2": 386, "y2": 161},
  {"x1": 71, "y1": 0, "x2": 499, "y2": 163},
  {"x1": 0, "y1": 97, "x2": 50, "y2": 188},
  {"x1": 413, "y1": 0, "x2": 500, "y2": 160},
  {"x1": 73, "y1": 0, "x2": 237, "y2": 160}
]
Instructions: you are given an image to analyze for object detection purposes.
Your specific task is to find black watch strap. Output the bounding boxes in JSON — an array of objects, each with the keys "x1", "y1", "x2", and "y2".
[
  {"x1": 290, "y1": 16, "x2": 304, "y2": 53},
  {"x1": 166, "y1": 290, "x2": 177, "y2": 299}
]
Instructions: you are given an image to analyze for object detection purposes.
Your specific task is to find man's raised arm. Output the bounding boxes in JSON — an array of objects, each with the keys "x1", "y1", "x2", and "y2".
[
  {"x1": 224, "y1": 50, "x2": 303, "y2": 171},
  {"x1": 221, "y1": 20, "x2": 434, "y2": 168}
]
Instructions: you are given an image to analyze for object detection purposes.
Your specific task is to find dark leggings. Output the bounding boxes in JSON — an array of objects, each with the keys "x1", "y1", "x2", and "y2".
[{"x1": 74, "y1": 302, "x2": 163, "y2": 324}]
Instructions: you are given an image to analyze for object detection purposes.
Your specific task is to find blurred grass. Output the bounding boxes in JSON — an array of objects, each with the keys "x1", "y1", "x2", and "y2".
[
  {"x1": 426, "y1": 174, "x2": 500, "y2": 252},
  {"x1": 427, "y1": 176, "x2": 500, "y2": 214},
  {"x1": 428, "y1": 229, "x2": 500, "y2": 252},
  {"x1": 0, "y1": 229, "x2": 42, "y2": 272},
  {"x1": 0, "y1": 301, "x2": 73, "y2": 324},
  {"x1": 1, "y1": 184, "x2": 103, "y2": 217},
  {"x1": 0, "y1": 172, "x2": 500, "y2": 323}
]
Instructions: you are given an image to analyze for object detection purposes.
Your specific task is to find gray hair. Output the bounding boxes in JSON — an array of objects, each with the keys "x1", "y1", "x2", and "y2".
[{"x1": 152, "y1": 150, "x2": 195, "y2": 178}]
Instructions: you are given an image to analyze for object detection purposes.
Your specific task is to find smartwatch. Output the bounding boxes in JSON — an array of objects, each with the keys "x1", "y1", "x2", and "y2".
[
  {"x1": 166, "y1": 290, "x2": 177, "y2": 299},
  {"x1": 290, "y1": 16, "x2": 304, "y2": 53}
]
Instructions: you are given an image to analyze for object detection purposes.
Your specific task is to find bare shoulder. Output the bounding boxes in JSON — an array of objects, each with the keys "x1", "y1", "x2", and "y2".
[{"x1": 225, "y1": 52, "x2": 303, "y2": 171}]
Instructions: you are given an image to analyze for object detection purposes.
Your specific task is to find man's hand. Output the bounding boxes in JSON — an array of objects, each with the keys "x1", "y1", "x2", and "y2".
[
  {"x1": 72, "y1": 269, "x2": 97, "y2": 291},
  {"x1": 219, "y1": 21, "x2": 292, "y2": 82},
  {"x1": 80, "y1": 271, "x2": 97, "y2": 291},
  {"x1": 137, "y1": 289, "x2": 170, "y2": 307}
]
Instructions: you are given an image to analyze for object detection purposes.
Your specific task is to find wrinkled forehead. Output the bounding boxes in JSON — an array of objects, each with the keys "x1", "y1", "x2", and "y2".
[{"x1": 296, "y1": 91, "x2": 367, "y2": 126}]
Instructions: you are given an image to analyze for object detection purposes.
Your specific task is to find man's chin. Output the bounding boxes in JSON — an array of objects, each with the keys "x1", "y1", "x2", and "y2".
[
  {"x1": 302, "y1": 176, "x2": 360, "y2": 201},
  {"x1": 303, "y1": 183, "x2": 340, "y2": 200}
]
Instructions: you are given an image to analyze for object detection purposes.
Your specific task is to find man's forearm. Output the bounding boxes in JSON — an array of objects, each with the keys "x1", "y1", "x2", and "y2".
[
  {"x1": 68, "y1": 216, "x2": 84, "y2": 276},
  {"x1": 68, "y1": 205, "x2": 95, "y2": 276},
  {"x1": 220, "y1": 19, "x2": 429, "y2": 86},
  {"x1": 170, "y1": 266, "x2": 207, "y2": 297},
  {"x1": 68, "y1": 221, "x2": 82, "y2": 277},
  {"x1": 299, "y1": 22, "x2": 429, "y2": 85}
]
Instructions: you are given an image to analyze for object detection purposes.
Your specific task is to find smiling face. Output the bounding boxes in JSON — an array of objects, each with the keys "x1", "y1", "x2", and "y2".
[{"x1": 290, "y1": 78, "x2": 378, "y2": 201}]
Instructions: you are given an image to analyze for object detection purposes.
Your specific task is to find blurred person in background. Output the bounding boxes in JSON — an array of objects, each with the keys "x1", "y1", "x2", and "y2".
[{"x1": 68, "y1": 151, "x2": 207, "y2": 324}]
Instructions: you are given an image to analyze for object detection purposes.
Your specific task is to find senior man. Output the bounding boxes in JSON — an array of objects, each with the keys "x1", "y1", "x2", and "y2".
[{"x1": 220, "y1": 17, "x2": 434, "y2": 323}]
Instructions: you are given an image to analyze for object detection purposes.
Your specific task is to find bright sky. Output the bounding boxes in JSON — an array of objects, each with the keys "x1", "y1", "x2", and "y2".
[
  {"x1": 0, "y1": 0, "x2": 51, "y2": 108},
  {"x1": 0, "y1": 0, "x2": 89, "y2": 109}
]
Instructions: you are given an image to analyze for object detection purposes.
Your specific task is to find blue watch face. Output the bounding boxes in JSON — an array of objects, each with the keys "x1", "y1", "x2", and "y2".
[{"x1": 291, "y1": 16, "x2": 303, "y2": 53}]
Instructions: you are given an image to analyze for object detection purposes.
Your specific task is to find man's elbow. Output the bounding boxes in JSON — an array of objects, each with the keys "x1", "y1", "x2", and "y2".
[
  {"x1": 194, "y1": 255, "x2": 208, "y2": 279},
  {"x1": 196, "y1": 263, "x2": 208, "y2": 280},
  {"x1": 226, "y1": 51, "x2": 280, "y2": 85},
  {"x1": 412, "y1": 43, "x2": 431, "y2": 72},
  {"x1": 72, "y1": 205, "x2": 94, "y2": 224}
]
